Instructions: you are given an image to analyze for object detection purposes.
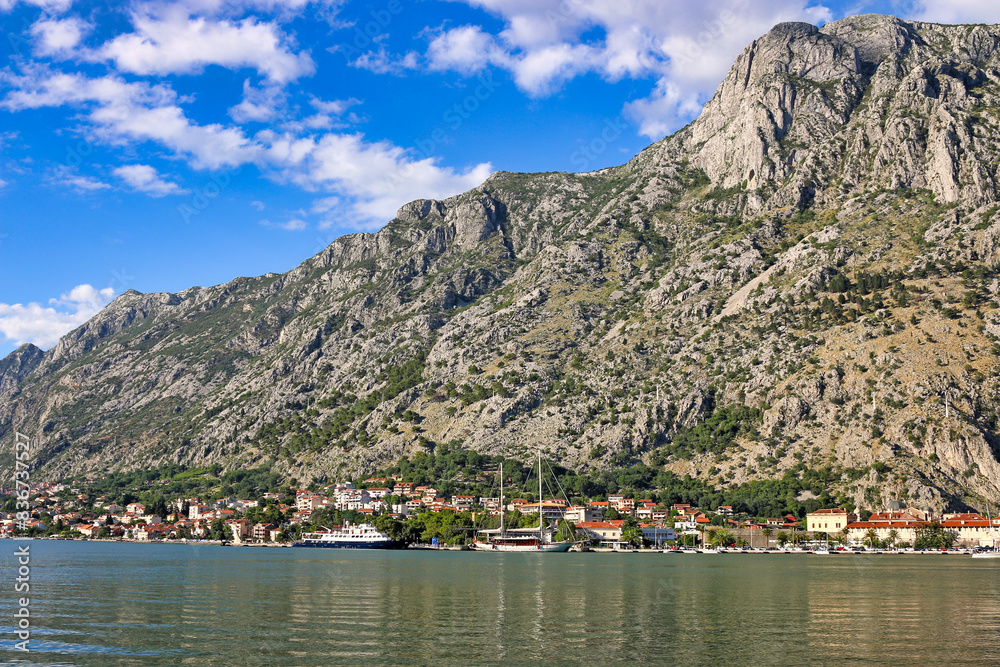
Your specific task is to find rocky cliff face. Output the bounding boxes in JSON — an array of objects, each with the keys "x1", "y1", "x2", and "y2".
[{"x1": 3, "y1": 14, "x2": 1000, "y2": 513}]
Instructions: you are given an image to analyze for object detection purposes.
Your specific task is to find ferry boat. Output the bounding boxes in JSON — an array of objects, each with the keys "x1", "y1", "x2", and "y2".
[{"x1": 292, "y1": 522, "x2": 401, "y2": 549}]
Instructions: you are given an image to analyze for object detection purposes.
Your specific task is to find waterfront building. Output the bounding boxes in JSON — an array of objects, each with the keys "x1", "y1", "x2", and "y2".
[
  {"x1": 941, "y1": 513, "x2": 1000, "y2": 547},
  {"x1": 845, "y1": 512, "x2": 928, "y2": 544},
  {"x1": 807, "y1": 508, "x2": 857, "y2": 534},
  {"x1": 576, "y1": 520, "x2": 624, "y2": 546}
]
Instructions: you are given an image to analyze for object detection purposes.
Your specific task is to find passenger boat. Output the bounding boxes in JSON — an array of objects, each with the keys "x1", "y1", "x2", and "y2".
[{"x1": 292, "y1": 522, "x2": 401, "y2": 549}]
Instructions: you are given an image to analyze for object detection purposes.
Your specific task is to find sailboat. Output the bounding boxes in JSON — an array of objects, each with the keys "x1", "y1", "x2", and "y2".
[
  {"x1": 472, "y1": 451, "x2": 577, "y2": 552},
  {"x1": 972, "y1": 504, "x2": 1000, "y2": 559}
]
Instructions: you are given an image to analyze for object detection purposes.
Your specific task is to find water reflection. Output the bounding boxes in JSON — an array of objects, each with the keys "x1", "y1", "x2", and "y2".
[{"x1": 2, "y1": 544, "x2": 1000, "y2": 665}]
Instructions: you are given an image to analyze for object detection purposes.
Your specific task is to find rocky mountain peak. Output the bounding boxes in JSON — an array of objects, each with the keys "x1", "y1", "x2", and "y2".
[{"x1": 3, "y1": 16, "x2": 1000, "y2": 514}]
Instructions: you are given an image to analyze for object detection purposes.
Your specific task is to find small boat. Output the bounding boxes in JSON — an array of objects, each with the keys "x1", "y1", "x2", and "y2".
[
  {"x1": 971, "y1": 504, "x2": 1000, "y2": 558},
  {"x1": 972, "y1": 549, "x2": 1000, "y2": 559},
  {"x1": 292, "y1": 522, "x2": 401, "y2": 549}
]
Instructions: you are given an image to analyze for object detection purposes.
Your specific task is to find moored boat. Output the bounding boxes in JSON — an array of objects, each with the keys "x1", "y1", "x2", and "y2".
[
  {"x1": 471, "y1": 454, "x2": 577, "y2": 553},
  {"x1": 292, "y1": 522, "x2": 401, "y2": 549}
]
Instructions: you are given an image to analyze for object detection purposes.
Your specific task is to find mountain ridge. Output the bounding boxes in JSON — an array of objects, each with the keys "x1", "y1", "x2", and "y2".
[{"x1": 4, "y1": 14, "x2": 1000, "y2": 514}]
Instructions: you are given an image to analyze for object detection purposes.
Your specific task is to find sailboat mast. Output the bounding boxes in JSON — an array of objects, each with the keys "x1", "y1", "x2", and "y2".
[
  {"x1": 539, "y1": 449, "x2": 543, "y2": 534},
  {"x1": 500, "y1": 460, "x2": 504, "y2": 536}
]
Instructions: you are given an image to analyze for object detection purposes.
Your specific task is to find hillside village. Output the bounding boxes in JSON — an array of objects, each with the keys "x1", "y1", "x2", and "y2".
[{"x1": 3, "y1": 475, "x2": 998, "y2": 550}]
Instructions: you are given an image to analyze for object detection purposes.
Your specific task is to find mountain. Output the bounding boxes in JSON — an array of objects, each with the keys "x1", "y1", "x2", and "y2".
[{"x1": 4, "y1": 14, "x2": 1000, "y2": 513}]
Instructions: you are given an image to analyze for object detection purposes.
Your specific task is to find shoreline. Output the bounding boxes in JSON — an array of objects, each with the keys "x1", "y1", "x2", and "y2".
[{"x1": 1, "y1": 537, "x2": 985, "y2": 555}]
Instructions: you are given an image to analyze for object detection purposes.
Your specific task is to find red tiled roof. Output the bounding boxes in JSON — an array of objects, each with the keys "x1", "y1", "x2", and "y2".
[{"x1": 577, "y1": 521, "x2": 625, "y2": 529}]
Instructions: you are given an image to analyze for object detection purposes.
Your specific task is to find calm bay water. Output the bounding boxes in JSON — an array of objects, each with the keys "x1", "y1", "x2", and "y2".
[{"x1": 2, "y1": 541, "x2": 1000, "y2": 665}]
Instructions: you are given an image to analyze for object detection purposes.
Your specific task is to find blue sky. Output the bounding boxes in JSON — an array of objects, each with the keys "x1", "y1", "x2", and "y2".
[{"x1": 2, "y1": 0, "x2": 1000, "y2": 357}]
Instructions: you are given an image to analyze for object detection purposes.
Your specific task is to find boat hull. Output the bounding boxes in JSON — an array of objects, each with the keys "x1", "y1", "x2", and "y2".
[
  {"x1": 971, "y1": 551, "x2": 1000, "y2": 559},
  {"x1": 291, "y1": 540, "x2": 402, "y2": 549},
  {"x1": 472, "y1": 541, "x2": 575, "y2": 553}
]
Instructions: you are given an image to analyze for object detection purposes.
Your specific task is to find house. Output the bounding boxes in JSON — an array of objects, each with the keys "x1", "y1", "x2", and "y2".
[
  {"x1": 566, "y1": 505, "x2": 603, "y2": 524},
  {"x1": 453, "y1": 495, "x2": 475, "y2": 510},
  {"x1": 640, "y1": 525, "x2": 676, "y2": 544},
  {"x1": 517, "y1": 502, "x2": 567, "y2": 522},
  {"x1": 297, "y1": 494, "x2": 324, "y2": 512},
  {"x1": 718, "y1": 506, "x2": 734, "y2": 516},
  {"x1": 136, "y1": 524, "x2": 167, "y2": 541},
  {"x1": 806, "y1": 508, "x2": 857, "y2": 534},
  {"x1": 189, "y1": 504, "x2": 211, "y2": 520},
  {"x1": 76, "y1": 523, "x2": 98, "y2": 538},
  {"x1": 576, "y1": 520, "x2": 624, "y2": 546},
  {"x1": 226, "y1": 519, "x2": 252, "y2": 542},
  {"x1": 126, "y1": 502, "x2": 146, "y2": 515},
  {"x1": 481, "y1": 497, "x2": 501, "y2": 515},
  {"x1": 252, "y1": 523, "x2": 275, "y2": 542}
]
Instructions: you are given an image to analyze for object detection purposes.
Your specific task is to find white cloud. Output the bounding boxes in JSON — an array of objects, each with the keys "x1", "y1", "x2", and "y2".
[
  {"x1": 284, "y1": 95, "x2": 361, "y2": 130},
  {"x1": 167, "y1": 0, "x2": 345, "y2": 22},
  {"x1": 114, "y1": 164, "x2": 187, "y2": 196},
  {"x1": 275, "y1": 132, "x2": 493, "y2": 226},
  {"x1": 93, "y1": 104, "x2": 260, "y2": 169},
  {"x1": 625, "y1": 78, "x2": 705, "y2": 141},
  {"x1": 260, "y1": 217, "x2": 307, "y2": 230},
  {"x1": 229, "y1": 79, "x2": 286, "y2": 123},
  {"x1": 0, "y1": 284, "x2": 115, "y2": 350},
  {"x1": 92, "y1": 8, "x2": 315, "y2": 82},
  {"x1": 30, "y1": 17, "x2": 90, "y2": 57},
  {"x1": 350, "y1": 48, "x2": 420, "y2": 75},
  {"x1": 2, "y1": 69, "x2": 260, "y2": 169},
  {"x1": 429, "y1": 0, "x2": 834, "y2": 137},
  {"x1": 909, "y1": 1, "x2": 1000, "y2": 24},
  {"x1": 1, "y1": 68, "x2": 176, "y2": 111},
  {"x1": 49, "y1": 166, "x2": 110, "y2": 192},
  {"x1": 250, "y1": 199, "x2": 266, "y2": 210},
  {"x1": 0, "y1": 0, "x2": 73, "y2": 13},
  {"x1": 426, "y1": 25, "x2": 506, "y2": 75}
]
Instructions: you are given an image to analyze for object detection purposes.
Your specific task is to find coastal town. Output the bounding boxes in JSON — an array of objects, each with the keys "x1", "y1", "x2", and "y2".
[{"x1": 2, "y1": 475, "x2": 998, "y2": 551}]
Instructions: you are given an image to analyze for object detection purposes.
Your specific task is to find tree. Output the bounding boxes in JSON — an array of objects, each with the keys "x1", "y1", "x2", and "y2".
[
  {"x1": 621, "y1": 517, "x2": 642, "y2": 547},
  {"x1": 864, "y1": 528, "x2": 879, "y2": 548},
  {"x1": 762, "y1": 526, "x2": 773, "y2": 548},
  {"x1": 375, "y1": 514, "x2": 407, "y2": 544},
  {"x1": 887, "y1": 529, "x2": 900, "y2": 551},
  {"x1": 210, "y1": 519, "x2": 226, "y2": 541},
  {"x1": 555, "y1": 520, "x2": 576, "y2": 543},
  {"x1": 776, "y1": 531, "x2": 789, "y2": 547}
]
